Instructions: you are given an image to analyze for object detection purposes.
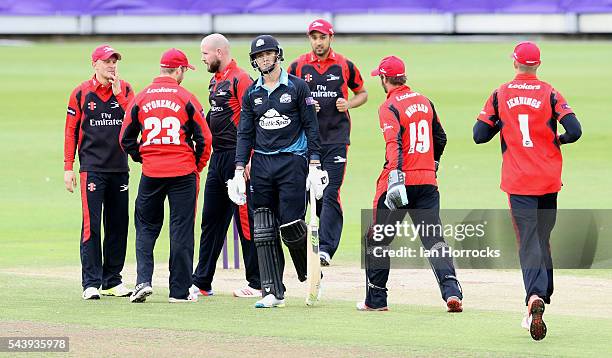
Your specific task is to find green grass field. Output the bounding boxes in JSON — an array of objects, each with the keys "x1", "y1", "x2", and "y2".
[{"x1": 1, "y1": 38, "x2": 611, "y2": 356}]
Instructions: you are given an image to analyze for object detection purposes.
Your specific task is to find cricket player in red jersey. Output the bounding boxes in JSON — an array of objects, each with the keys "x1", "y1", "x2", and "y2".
[
  {"x1": 359, "y1": 56, "x2": 463, "y2": 313},
  {"x1": 120, "y1": 48, "x2": 212, "y2": 303},
  {"x1": 190, "y1": 33, "x2": 261, "y2": 299},
  {"x1": 64, "y1": 44, "x2": 134, "y2": 300},
  {"x1": 289, "y1": 19, "x2": 367, "y2": 266},
  {"x1": 474, "y1": 42, "x2": 582, "y2": 341}
]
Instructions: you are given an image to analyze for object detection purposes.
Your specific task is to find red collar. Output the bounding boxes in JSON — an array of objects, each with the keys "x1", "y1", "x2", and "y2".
[
  {"x1": 90, "y1": 74, "x2": 112, "y2": 92},
  {"x1": 386, "y1": 85, "x2": 411, "y2": 99},
  {"x1": 153, "y1": 76, "x2": 179, "y2": 85},
  {"x1": 307, "y1": 49, "x2": 337, "y2": 64},
  {"x1": 215, "y1": 59, "x2": 238, "y2": 81},
  {"x1": 514, "y1": 73, "x2": 538, "y2": 80}
]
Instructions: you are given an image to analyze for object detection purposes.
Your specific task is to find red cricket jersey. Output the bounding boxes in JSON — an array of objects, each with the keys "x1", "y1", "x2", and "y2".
[
  {"x1": 64, "y1": 75, "x2": 134, "y2": 172},
  {"x1": 288, "y1": 49, "x2": 364, "y2": 145},
  {"x1": 375, "y1": 85, "x2": 443, "y2": 199},
  {"x1": 207, "y1": 60, "x2": 253, "y2": 152},
  {"x1": 478, "y1": 73, "x2": 574, "y2": 195},
  {"x1": 120, "y1": 76, "x2": 212, "y2": 178}
]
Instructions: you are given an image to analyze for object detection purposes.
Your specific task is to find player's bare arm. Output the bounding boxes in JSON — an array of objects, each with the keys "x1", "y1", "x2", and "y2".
[{"x1": 336, "y1": 88, "x2": 367, "y2": 112}]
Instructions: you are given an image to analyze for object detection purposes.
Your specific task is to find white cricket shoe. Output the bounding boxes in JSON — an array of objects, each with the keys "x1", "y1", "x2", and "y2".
[
  {"x1": 521, "y1": 313, "x2": 531, "y2": 330},
  {"x1": 233, "y1": 285, "x2": 261, "y2": 298},
  {"x1": 82, "y1": 287, "x2": 100, "y2": 300},
  {"x1": 254, "y1": 294, "x2": 285, "y2": 308},
  {"x1": 189, "y1": 284, "x2": 214, "y2": 297},
  {"x1": 356, "y1": 301, "x2": 389, "y2": 311},
  {"x1": 168, "y1": 292, "x2": 199, "y2": 303},
  {"x1": 100, "y1": 283, "x2": 132, "y2": 297}
]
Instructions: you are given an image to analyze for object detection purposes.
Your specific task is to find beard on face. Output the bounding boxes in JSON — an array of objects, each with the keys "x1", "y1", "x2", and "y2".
[
  {"x1": 314, "y1": 45, "x2": 329, "y2": 57},
  {"x1": 380, "y1": 77, "x2": 388, "y2": 93},
  {"x1": 207, "y1": 58, "x2": 221, "y2": 73}
]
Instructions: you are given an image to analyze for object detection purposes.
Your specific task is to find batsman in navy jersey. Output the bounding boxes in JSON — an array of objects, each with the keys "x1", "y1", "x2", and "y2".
[
  {"x1": 289, "y1": 19, "x2": 368, "y2": 266},
  {"x1": 228, "y1": 35, "x2": 328, "y2": 308},
  {"x1": 63, "y1": 44, "x2": 134, "y2": 300}
]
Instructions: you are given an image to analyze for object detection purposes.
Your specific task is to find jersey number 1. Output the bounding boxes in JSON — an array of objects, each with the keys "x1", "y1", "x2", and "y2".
[
  {"x1": 518, "y1": 114, "x2": 534, "y2": 148},
  {"x1": 142, "y1": 116, "x2": 181, "y2": 146}
]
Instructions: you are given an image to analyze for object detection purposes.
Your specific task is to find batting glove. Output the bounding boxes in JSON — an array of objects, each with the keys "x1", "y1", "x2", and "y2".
[
  {"x1": 227, "y1": 168, "x2": 247, "y2": 206},
  {"x1": 384, "y1": 169, "x2": 408, "y2": 210},
  {"x1": 306, "y1": 164, "x2": 329, "y2": 200}
]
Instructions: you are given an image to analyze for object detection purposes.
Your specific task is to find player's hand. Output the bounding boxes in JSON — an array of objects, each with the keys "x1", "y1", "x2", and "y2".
[
  {"x1": 384, "y1": 169, "x2": 408, "y2": 210},
  {"x1": 306, "y1": 164, "x2": 329, "y2": 200},
  {"x1": 336, "y1": 98, "x2": 350, "y2": 112},
  {"x1": 109, "y1": 70, "x2": 121, "y2": 96},
  {"x1": 314, "y1": 100, "x2": 320, "y2": 113},
  {"x1": 64, "y1": 170, "x2": 77, "y2": 193},
  {"x1": 227, "y1": 167, "x2": 247, "y2": 205},
  {"x1": 244, "y1": 161, "x2": 251, "y2": 181}
]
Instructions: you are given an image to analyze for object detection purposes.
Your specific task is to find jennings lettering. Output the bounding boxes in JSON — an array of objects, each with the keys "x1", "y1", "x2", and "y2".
[{"x1": 506, "y1": 97, "x2": 542, "y2": 109}]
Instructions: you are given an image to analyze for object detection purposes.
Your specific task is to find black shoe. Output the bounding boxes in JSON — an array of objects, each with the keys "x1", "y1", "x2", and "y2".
[
  {"x1": 319, "y1": 252, "x2": 331, "y2": 267},
  {"x1": 130, "y1": 282, "x2": 153, "y2": 303},
  {"x1": 529, "y1": 297, "x2": 547, "y2": 341}
]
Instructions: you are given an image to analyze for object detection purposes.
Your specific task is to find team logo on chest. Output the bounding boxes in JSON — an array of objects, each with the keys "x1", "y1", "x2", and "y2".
[
  {"x1": 254, "y1": 98, "x2": 263, "y2": 105},
  {"x1": 87, "y1": 182, "x2": 96, "y2": 192},
  {"x1": 259, "y1": 108, "x2": 291, "y2": 130},
  {"x1": 210, "y1": 99, "x2": 223, "y2": 112},
  {"x1": 110, "y1": 101, "x2": 119, "y2": 109},
  {"x1": 88, "y1": 101, "x2": 97, "y2": 111},
  {"x1": 304, "y1": 73, "x2": 313, "y2": 82},
  {"x1": 326, "y1": 74, "x2": 340, "y2": 82},
  {"x1": 279, "y1": 93, "x2": 292, "y2": 104}
]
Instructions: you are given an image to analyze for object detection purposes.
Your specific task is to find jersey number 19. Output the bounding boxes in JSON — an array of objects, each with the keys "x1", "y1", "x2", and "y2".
[{"x1": 407, "y1": 119, "x2": 430, "y2": 154}]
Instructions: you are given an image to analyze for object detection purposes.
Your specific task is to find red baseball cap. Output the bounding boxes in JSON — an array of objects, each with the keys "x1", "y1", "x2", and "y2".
[
  {"x1": 512, "y1": 41, "x2": 541, "y2": 66},
  {"x1": 308, "y1": 19, "x2": 334, "y2": 35},
  {"x1": 160, "y1": 48, "x2": 196, "y2": 70},
  {"x1": 371, "y1": 56, "x2": 406, "y2": 77},
  {"x1": 91, "y1": 44, "x2": 121, "y2": 62}
]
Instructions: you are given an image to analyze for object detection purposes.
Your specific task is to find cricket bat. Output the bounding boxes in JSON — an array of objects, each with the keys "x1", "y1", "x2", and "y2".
[{"x1": 305, "y1": 188, "x2": 321, "y2": 306}]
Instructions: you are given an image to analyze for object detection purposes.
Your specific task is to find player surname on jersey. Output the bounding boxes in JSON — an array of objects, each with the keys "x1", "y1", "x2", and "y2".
[{"x1": 142, "y1": 100, "x2": 181, "y2": 113}]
